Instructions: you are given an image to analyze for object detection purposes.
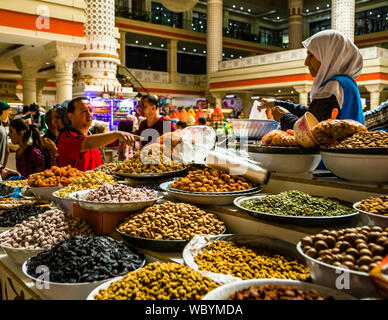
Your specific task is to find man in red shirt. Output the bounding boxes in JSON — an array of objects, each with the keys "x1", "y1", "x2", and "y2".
[
  {"x1": 58, "y1": 97, "x2": 138, "y2": 171},
  {"x1": 137, "y1": 95, "x2": 176, "y2": 149}
]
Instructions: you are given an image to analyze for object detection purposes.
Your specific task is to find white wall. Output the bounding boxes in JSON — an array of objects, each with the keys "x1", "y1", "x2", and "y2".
[{"x1": 171, "y1": 96, "x2": 204, "y2": 107}]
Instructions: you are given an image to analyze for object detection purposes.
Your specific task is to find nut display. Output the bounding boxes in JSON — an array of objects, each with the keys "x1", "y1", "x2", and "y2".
[
  {"x1": 26, "y1": 235, "x2": 145, "y2": 283},
  {"x1": 0, "y1": 205, "x2": 48, "y2": 228},
  {"x1": 56, "y1": 171, "x2": 117, "y2": 198},
  {"x1": 240, "y1": 190, "x2": 355, "y2": 217},
  {"x1": 171, "y1": 168, "x2": 255, "y2": 193},
  {"x1": 28, "y1": 165, "x2": 85, "y2": 187},
  {"x1": 300, "y1": 226, "x2": 388, "y2": 273},
  {"x1": 0, "y1": 198, "x2": 46, "y2": 210},
  {"x1": 114, "y1": 150, "x2": 184, "y2": 174},
  {"x1": 0, "y1": 184, "x2": 14, "y2": 197},
  {"x1": 0, "y1": 209, "x2": 94, "y2": 249},
  {"x1": 1, "y1": 180, "x2": 28, "y2": 188},
  {"x1": 194, "y1": 240, "x2": 310, "y2": 281},
  {"x1": 94, "y1": 262, "x2": 218, "y2": 300},
  {"x1": 79, "y1": 184, "x2": 158, "y2": 203},
  {"x1": 229, "y1": 285, "x2": 325, "y2": 300},
  {"x1": 261, "y1": 129, "x2": 298, "y2": 147},
  {"x1": 92, "y1": 162, "x2": 119, "y2": 175},
  {"x1": 328, "y1": 131, "x2": 388, "y2": 148},
  {"x1": 356, "y1": 195, "x2": 388, "y2": 216},
  {"x1": 311, "y1": 119, "x2": 367, "y2": 146},
  {"x1": 118, "y1": 201, "x2": 225, "y2": 240}
]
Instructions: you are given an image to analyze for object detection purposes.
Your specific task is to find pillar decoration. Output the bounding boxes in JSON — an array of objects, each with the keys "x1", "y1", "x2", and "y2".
[
  {"x1": 293, "y1": 84, "x2": 312, "y2": 106},
  {"x1": 119, "y1": 31, "x2": 127, "y2": 66},
  {"x1": 183, "y1": 10, "x2": 193, "y2": 30},
  {"x1": 365, "y1": 84, "x2": 385, "y2": 109},
  {"x1": 36, "y1": 79, "x2": 48, "y2": 106},
  {"x1": 211, "y1": 92, "x2": 225, "y2": 110},
  {"x1": 207, "y1": 0, "x2": 223, "y2": 95},
  {"x1": 239, "y1": 92, "x2": 253, "y2": 119},
  {"x1": 331, "y1": 0, "x2": 355, "y2": 42},
  {"x1": 13, "y1": 55, "x2": 44, "y2": 105},
  {"x1": 73, "y1": 0, "x2": 135, "y2": 98},
  {"x1": 223, "y1": 9, "x2": 229, "y2": 29},
  {"x1": 288, "y1": 0, "x2": 303, "y2": 49},
  {"x1": 167, "y1": 39, "x2": 178, "y2": 84}
]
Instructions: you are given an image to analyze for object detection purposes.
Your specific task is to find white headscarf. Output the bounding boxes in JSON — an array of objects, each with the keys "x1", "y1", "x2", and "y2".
[{"x1": 302, "y1": 30, "x2": 363, "y2": 106}]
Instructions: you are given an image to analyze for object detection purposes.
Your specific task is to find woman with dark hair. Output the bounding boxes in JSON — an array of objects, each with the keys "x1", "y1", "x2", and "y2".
[{"x1": 8, "y1": 119, "x2": 48, "y2": 177}]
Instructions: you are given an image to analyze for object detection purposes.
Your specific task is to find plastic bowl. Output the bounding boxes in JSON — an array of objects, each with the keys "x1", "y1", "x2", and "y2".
[
  {"x1": 296, "y1": 242, "x2": 377, "y2": 298},
  {"x1": 30, "y1": 186, "x2": 62, "y2": 202},
  {"x1": 321, "y1": 151, "x2": 388, "y2": 183},
  {"x1": 52, "y1": 191, "x2": 74, "y2": 214},
  {"x1": 293, "y1": 112, "x2": 319, "y2": 148},
  {"x1": 231, "y1": 119, "x2": 279, "y2": 140},
  {"x1": 202, "y1": 279, "x2": 355, "y2": 300},
  {"x1": 353, "y1": 201, "x2": 388, "y2": 228}
]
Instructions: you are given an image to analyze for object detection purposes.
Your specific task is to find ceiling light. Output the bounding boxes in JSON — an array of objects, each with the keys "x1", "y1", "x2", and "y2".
[
  {"x1": 135, "y1": 40, "x2": 139, "y2": 44},
  {"x1": 183, "y1": 47, "x2": 186, "y2": 50},
  {"x1": 225, "y1": 94, "x2": 235, "y2": 98},
  {"x1": 148, "y1": 42, "x2": 152, "y2": 45},
  {"x1": 167, "y1": 19, "x2": 170, "y2": 22},
  {"x1": 203, "y1": 50, "x2": 206, "y2": 53},
  {"x1": 239, "y1": 56, "x2": 242, "y2": 59},
  {"x1": 193, "y1": 49, "x2": 196, "y2": 52},
  {"x1": 161, "y1": 44, "x2": 164, "y2": 47},
  {"x1": 222, "y1": 53, "x2": 225, "y2": 56},
  {"x1": 230, "y1": 54, "x2": 234, "y2": 58},
  {"x1": 316, "y1": 6, "x2": 319, "y2": 10},
  {"x1": 277, "y1": 16, "x2": 280, "y2": 19},
  {"x1": 156, "y1": 17, "x2": 159, "y2": 19},
  {"x1": 240, "y1": 7, "x2": 243, "y2": 10},
  {"x1": 45, "y1": 62, "x2": 50, "y2": 65},
  {"x1": 306, "y1": 9, "x2": 309, "y2": 12},
  {"x1": 248, "y1": 9, "x2": 251, "y2": 12},
  {"x1": 232, "y1": 5, "x2": 236, "y2": 8},
  {"x1": 327, "y1": 4, "x2": 330, "y2": 7},
  {"x1": 291, "y1": 91, "x2": 294, "y2": 94},
  {"x1": 278, "y1": 89, "x2": 281, "y2": 93}
]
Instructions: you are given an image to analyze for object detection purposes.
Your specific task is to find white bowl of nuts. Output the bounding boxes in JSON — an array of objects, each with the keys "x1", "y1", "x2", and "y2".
[
  {"x1": 52, "y1": 190, "x2": 75, "y2": 214},
  {"x1": 0, "y1": 230, "x2": 45, "y2": 265},
  {"x1": 353, "y1": 195, "x2": 388, "y2": 228},
  {"x1": 321, "y1": 150, "x2": 388, "y2": 183},
  {"x1": 30, "y1": 186, "x2": 62, "y2": 202},
  {"x1": 69, "y1": 184, "x2": 161, "y2": 213}
]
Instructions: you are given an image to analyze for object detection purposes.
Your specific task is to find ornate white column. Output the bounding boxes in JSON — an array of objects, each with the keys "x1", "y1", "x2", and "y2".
[
  {"x1": 167, "y1": 39, "x2": 178, "y2": 84},
  {"x1": 36, "y1": 78, "x2": 48, "y2": 106},
  {"x1": 365, "y1": 84, "x2": 385, "y2": 109},
  {"x1": 119, "y1": 31, "x2": 127, "y2": 66},
  {"x1": 45, "y1": 41, "x2": 83, "y2": 103},
  {"x1": 73, "y1": 0, "x2": 134, "y2": 98},
  {"x1": 294, "y1": 84, "x2": 312, "y2": 106},
  {"x1": 13, "y1": 56, "x2": 44, "y2": 105},
  {"x1": 211, "y1": 91, "x2": 225, "y2": 109},
  {"x1": 331, "y1": 0, "x2": 355, "y2": 41},
  {"x1": 288, "y1": 0, "x2": 303, "y2": 49},
  {"x1": 207, "y1": 0, "x2": 223, "y2": 79}
]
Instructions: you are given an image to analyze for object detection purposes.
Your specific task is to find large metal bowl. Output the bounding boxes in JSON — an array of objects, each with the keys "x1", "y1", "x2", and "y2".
[
  {"x1": 69, "y1": 189, "x2": 161, "y2": 213},
  {"x1": 30, "y1": 186, "x2": 62, "y2": 202},
  {"x1": 202, "y1": 279, "x2": 356, "y2": 300},
  {"x1": 353, "y1": 201, "x2": 388, "y2": 228},
  {"x1": 231, "y1": 119, "x2": 279, "y2": 140},
  {"x1": 296, "y1": 242, "x2": 378, "y2": 298},
  {"x1": 52, "y1": 191, "x2": 74, "y2": 214},
  {"x1": 234, "y1": 194, "x2": 359, "y2": 227},
  {"x1": 160, "y1": 181, "x2": 262, "y2": 205}
]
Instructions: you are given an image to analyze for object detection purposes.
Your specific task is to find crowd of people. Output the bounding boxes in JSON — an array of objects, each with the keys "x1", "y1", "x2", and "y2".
[{"x1": 0, "y1": 95, "x2": 212, "y2": 180}]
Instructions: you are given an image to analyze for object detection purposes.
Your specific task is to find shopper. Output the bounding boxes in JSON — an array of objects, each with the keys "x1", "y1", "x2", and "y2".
[
  {"x1": 24, "y1": 103, "x2": 48, "y2": 134},
  {"x1": 197, "y1": 117, "x2": 207, "y2": 126},
  {"x1": 0, "y1": 101, "x2": 10, "y2": 167},
  {"x1": 53, "y1": 102, "x2": 70, "y2": 132},
  {"x1": 118, "y1": 119, "x2": 134, "y2": 161},
  {"x1": 13, "y1": 106, "x2": 30, "y2": 120},
  {"x1": 137, "y1": 95, "x2": 176, "y2": 149},
  {"x1": 177, "y1": 121, "x2": 187, "y2": 130},
  {"x1": 8, "y1": 119, "x2": 48, "y2": 178},
  {"x1": 43, "y1": 109, "x2": 59, "y2": 143},
  {"x1": 57, "y1": 97, "x2": 139, "y2": 171},
  {"x1": 258, "y1": 30, "x2": 364, "y2": 130}
]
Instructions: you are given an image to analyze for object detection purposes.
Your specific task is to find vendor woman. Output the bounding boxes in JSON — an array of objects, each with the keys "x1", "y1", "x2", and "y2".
[{"x1": 258, "y1": 30, "x2": 365, "y2": 130}]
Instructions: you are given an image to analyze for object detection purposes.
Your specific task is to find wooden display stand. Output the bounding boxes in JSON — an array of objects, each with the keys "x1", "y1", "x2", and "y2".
[{"x1": 72, "y1": 203, "x2": 132, "y2": 235}]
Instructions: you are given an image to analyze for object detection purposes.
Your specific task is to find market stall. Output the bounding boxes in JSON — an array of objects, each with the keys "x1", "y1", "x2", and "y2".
[{"x1": 0, "y1": 116, "x2": 387, "y2": 301}]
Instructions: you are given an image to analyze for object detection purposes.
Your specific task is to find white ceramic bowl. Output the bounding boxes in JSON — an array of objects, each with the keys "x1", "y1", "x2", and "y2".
[
  {"x1": 52, "y1": 191, "x2": 74, "y2": 214},
  {"x1": 69, "y1": 189, "x2": 161, "y2": 213},
  {"x1": 249, "y1": 152, "x2": 321, "y2": 173},
  {"x1": 0, "y1": 231, "x2": 45, "y2": 265},
  {"x1": 86, "y1": 276, "x2": 124, "y2": 300},
  {"x1": 353, "y1": 201, "x2": 388, "y2": 228},
  {"x1": 321, "y1": 151, "x2": 388, "y2": 183},
  {"x1": 30, "y1": 186, "x2": 62, "y2": 202},
  {"x1": 297, "y1": 242, "x2": 377, "y2": 298},
  {"x1": 293, "y1": 112, "x2": 319, "y2": 148},
  {"x1": 22, "y1": 260, "x2": 118, "y2": 300},
  {"x1": 231, "y1": 119, "x2": 279, "y2": 140},
  {"x1": 202, "y1": 279, "x2": 355, "y2": 300}
]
